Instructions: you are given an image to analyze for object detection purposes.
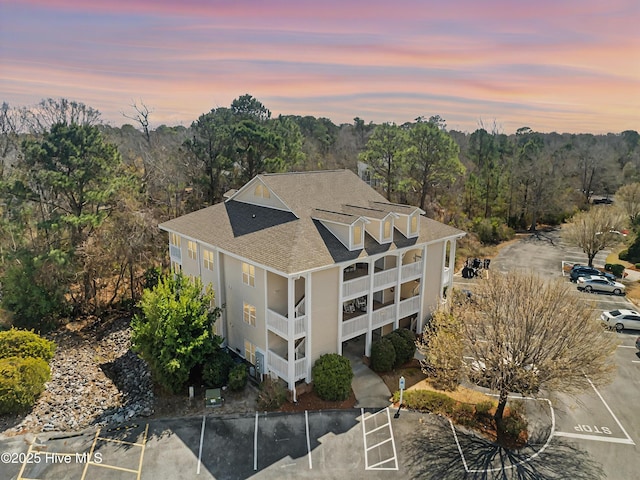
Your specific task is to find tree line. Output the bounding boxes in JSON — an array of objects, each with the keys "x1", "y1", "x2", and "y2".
[{"x1": 1, "y1": 96, "x2": 639, "y2": 331}]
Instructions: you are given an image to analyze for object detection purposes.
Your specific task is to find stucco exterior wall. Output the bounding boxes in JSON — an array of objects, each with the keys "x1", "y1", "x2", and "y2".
[{"x1": 309, "y1": 267, "x2": 339, "y2": 363}]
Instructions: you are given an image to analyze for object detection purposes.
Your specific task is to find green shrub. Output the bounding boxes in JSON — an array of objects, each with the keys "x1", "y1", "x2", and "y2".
[
  {"x1": 370, "y1": 337, "x2": 396, "y2": 372},
  {"x1": 635, "y1": 263, "x2": 640, "y2": 269},
  {"x1": 393, "y1": 389, "x2": 456, "y2": 414},
  {"x1": 389, "y1": 329, "x2": 416, "y2": 367},
  {"x1": 203, "y1": 350, "x2": 235, "y2": 388},
  {"x1": 0, "y1": 329, "x2": 56, "y2": 362},
  {"x1": 472, "y1": 217, "x2": 515, "y2": 244},
  {"x1": 227, "y1": 363, "x2": 248, "y2": 391},
  {"x1": 312, "y1": 353, "x2": 353, "y2": 401},
  {"x1": 0, "y1": 356, "x2": 50, "y2": 414},
  {"x1": 256, "y1": 378, "x2": 288, "y2": 411},
  {"x1": 502, "y1": 411, "x2": 528, "y2": 438},
  {"x1": 618, "y1": 249, "x2": 629, "y2": 261},
  {"x1": 610, "y1": 264, "x2": 625, "y2": 278}
]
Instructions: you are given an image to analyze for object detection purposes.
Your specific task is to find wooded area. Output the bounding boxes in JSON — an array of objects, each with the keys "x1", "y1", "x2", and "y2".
[{"x1": 1, "y1": 96, "x2": 639, "y2": 330}]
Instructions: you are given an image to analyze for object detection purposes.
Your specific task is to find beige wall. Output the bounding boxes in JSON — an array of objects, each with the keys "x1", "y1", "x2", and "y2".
[
  {"x1": 266, "y1": 271, "x2": 288, "y2": 315},
  {"x1": 222, "y1": 255, "x2": 266, "y2": 359},
  {"x1": 234, "y1": 181, "x2": 288, "y2": 210},
  {"x1": 309, "y1": 267, "x2": 339, "y2": 363}
]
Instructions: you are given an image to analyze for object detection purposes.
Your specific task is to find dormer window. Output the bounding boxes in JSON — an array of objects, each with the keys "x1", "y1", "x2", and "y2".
[
  {"x1": 383, "y1": 220, "x2": 392, "y2": 239},
  {"x1": 353, "y1": 224, "x2": 363, "y2": 248},
  {"x1": 254, "y1": 184, "x2": 270, "y2": 199},
  {"x1": 410, "y1": 215, "x2": 418, "y2": 235}
]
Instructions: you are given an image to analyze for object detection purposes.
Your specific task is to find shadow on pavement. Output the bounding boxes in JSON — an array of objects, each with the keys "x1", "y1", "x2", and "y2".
[{"x1": 402, "y1": 416, "x2": 605, "y2": 480}]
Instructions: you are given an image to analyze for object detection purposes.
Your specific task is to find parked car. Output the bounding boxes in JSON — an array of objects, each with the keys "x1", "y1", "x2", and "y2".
[
  {"x1": 576, "y1": 275, "x2": 625, "y2": 295},
  {"x1": 600, "y1": 309, "x2": 640, "y2": 332},
  {"x1": 636, "y1": 337, "x2": 640, "y2": 350},
  {"x1": 569, "y1": 265, "x2": 615, "y2": 282}
]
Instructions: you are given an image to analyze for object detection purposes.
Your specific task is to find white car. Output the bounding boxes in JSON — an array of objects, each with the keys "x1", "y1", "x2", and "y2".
[
  {"x1": 577, "y1": 275, "x2": 625, "y2": 295},
  {"x1": 601, "y1": 309, "x2": 640, "y2": 332}
]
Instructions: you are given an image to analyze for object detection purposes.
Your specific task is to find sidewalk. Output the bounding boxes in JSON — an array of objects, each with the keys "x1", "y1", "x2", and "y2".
[{"x1": 343, "y1": 339, "x2": 392, "y2": 408}]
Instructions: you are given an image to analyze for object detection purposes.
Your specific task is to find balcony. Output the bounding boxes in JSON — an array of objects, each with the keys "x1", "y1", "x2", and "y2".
[
  {"x1": 267, "y1": 350, "x2": 307, "y2": 382},
  {"x1": 267, "y1": 308, "x2": 306, "y2": 339},
  {"x1": 342, "y1": 312, "x2": 368, "y2": 340},
  {"x1": 373, "y1": 267, "x2": 398, "y2": 289},
  {"x1": 295, "y1": 358, "x2": 307, "y2": 381},
  {"x1": 343, "y1": 275, "x2": 370, "y2": 298},
  {"x1": 372, "y1": 304, "x2": 395, "y2": 328},
  {"x1": 267, "y1": 350, "x2": 288, "y2": 379},
  {"x1": 401, "y1": 260, "x2": 423, "y2": 281},
  {"x1": 170, "y1": 244, "x2": 181, "y2": 261},
  {"x1": 399, "y1": 295, "x2": 420, "y2": 317}
]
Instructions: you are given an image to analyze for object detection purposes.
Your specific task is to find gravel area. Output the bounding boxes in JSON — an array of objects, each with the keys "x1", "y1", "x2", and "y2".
[{"x1": 0, "y1": 315, "x2": 154, "y2": 437}]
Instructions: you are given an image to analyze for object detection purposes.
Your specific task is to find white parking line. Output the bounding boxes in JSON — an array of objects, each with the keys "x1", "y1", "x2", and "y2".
[
  {"x1": 197, "y1": 415, "x2": 205, "y2": 475},
  {"x1": 254, "y1": 412, "x2": 259, "y2": 471},
  {"x1": 305, "y1": 410, "x2": 312, "y2": 469},
  {"x1": 586, "y1": 376, "x2": 634, "y2": 445}
]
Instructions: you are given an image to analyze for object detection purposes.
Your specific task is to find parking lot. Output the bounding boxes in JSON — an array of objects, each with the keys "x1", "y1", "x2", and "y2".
[{"x1": 455, "y1": 228, "x2": 640, "y2": 479}]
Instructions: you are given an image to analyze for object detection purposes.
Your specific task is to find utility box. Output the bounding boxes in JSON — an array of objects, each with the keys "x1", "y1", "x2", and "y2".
[{"x1": 205, "y1": 388, "x2": 222, "y2": 408}]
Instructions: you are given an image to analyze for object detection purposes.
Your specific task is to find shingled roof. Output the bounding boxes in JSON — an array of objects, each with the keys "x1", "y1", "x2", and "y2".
[{"x1": 159, "y1": 170, "x2": 465, "y2": 274}]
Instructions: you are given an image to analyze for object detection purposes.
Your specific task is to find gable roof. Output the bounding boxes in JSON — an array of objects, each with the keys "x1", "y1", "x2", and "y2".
[{"x1": 159, "y1": 170, "x2": 465, "y2": 275}]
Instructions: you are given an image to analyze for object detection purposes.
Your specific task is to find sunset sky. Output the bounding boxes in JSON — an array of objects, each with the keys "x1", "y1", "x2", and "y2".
[{"x1": 1, "y1": 0, "x2": 638, "y2": 134}]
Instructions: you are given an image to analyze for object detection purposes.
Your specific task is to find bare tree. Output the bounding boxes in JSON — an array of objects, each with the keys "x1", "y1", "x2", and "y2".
[
  {"x1": 615, "y1": 182, "x2": 640, "y2": 225},
  {"x1": 21, "y1": 98, "x2": 101, "y2": 133},
  {"x1": 427, "y1": 272, "x2": 618, "y2": 443},
  {"x1": 123, "y1": 100, "x2": 152, "y2": 144},
  {"x1": 562, "y1": 206, "x2": 625, "y2": 266}
]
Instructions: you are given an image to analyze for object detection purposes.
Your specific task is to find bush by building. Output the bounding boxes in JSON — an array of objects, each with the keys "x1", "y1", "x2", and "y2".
[
  {"x1": 370, "y1": 337, "x2": 396, "y2": 372},
  {"x1": 312, "y1": 353, "x2": 353, "y2": 401},
  {"x1": 203, "y1": 349, "x2": 235, "y2": 388},
  {"x1": 227, "y1": 363, "x2": 248, "y2": 391}
]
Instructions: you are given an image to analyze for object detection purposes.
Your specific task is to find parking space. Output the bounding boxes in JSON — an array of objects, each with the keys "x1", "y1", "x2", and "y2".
[
  {"x1": 9, "y1": 423, "x2": 148, "y2": 480},
  {"x1": 361, "y1": 408, "x2": 397, "y2": 471}
]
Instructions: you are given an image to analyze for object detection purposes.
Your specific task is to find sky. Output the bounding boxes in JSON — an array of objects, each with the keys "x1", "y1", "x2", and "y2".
[{"x1": 1, "y1": 0, "x2": 638, "y2": 134}]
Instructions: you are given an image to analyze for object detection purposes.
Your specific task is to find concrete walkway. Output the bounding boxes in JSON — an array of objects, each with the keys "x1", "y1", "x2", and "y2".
[{"x1": 343, "y1": 338, "x2": 392, "y2": 408}]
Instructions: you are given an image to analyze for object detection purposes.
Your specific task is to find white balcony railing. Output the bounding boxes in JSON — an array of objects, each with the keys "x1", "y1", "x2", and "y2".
[
  {"x1": 399, "y1": 295, "x2": 421, "y2": 318},
  {"x1": 342, "y1": 313, "x2": 368, "y2": 339},
  {"x1": 268, "y1": 350, "x2": 288, "y2": 380},
  {"x1": 267, "y1": 309, "x2": 307, "y2": 339},
  {"x1": 374, "y1": 267, "x2": 398, "y2": 289},
  {"x1": 401, "y1": 260, "x2": 423, "y2": 281},
  {"x1": 295, "y1": 358, "x2": 306, "y2": 381},
  {"x1": 169, "y1": 244, "x2": 182, "y2": 261},
  {"x1": 372, "y1": 304, "x2": 396, "y2": 328},
  {"x1": 442, "y1": 266, "x2": 451, "y2": 287},
  {"x1": 343, "y1": 275, "x2": 370, "y2": 298},
  {"x1": 266, "y1": 309, "x2": 288, "y2": 338}
]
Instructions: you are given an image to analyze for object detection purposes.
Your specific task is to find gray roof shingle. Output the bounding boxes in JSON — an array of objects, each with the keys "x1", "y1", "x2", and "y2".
[{"x1": 159, "y1": 170, "x2": 465, "y2": 274}]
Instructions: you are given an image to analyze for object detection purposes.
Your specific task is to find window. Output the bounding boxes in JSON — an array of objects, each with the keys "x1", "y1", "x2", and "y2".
[
  {"x1": 243, "y1": 303, "x2": 256, "y2": 326},
  {"x1": 203, "y1": 249, "x2": 214, "y2": 270},
  {"x1": 244, "y1": 340, "x2": 256, "y2": 364},
  {"x1": 254, "y1": 184, "x2": 270, "y2": 199},
  {"x1": 410, "y1": 215, "x2": 418, "y2": 234},
  {"x1": 169, "y1": 232, "x2": 181, "y2": 247},
  {"x1": 353, "y1": 225, "x2": 362, "y2": 245},
  {"x1": 383, "y1": 220, "x2": 392, "y2": 239},
  {"x1": 170, "y1": 260, "x2": 181, "y2": 274},
  {"x1": 187, "y1": 240, "x2": 197, "y2": 260},
  {"x1": 242, "y1": 262, "x2": 255, "y2": 287}
]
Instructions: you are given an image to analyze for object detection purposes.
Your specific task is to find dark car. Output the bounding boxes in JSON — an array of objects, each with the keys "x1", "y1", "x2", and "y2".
[
  {"x1": 636, "y1": 337, "x2": 640, "y2": 351},
  {"x1": 569, "y1": 265, "x2": 615, "y2": 282}
]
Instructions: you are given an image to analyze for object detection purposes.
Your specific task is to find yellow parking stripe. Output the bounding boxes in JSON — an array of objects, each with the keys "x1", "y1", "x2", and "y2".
[
  {"x1": 80, "y1": 428, "x2": 101, "y2": 480},
  {"x1": 137, "y1": 424, "x2": 149, "y2": 480},
  {"x1": 16, "y1": 441, "x2": 35, "y2": 480},
  {"x1": 86, "y1": 462, "x2": 139, "y2": 473},
  {"x1": 96, "y1": 437, "x2": 145, "y2": 447}
]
